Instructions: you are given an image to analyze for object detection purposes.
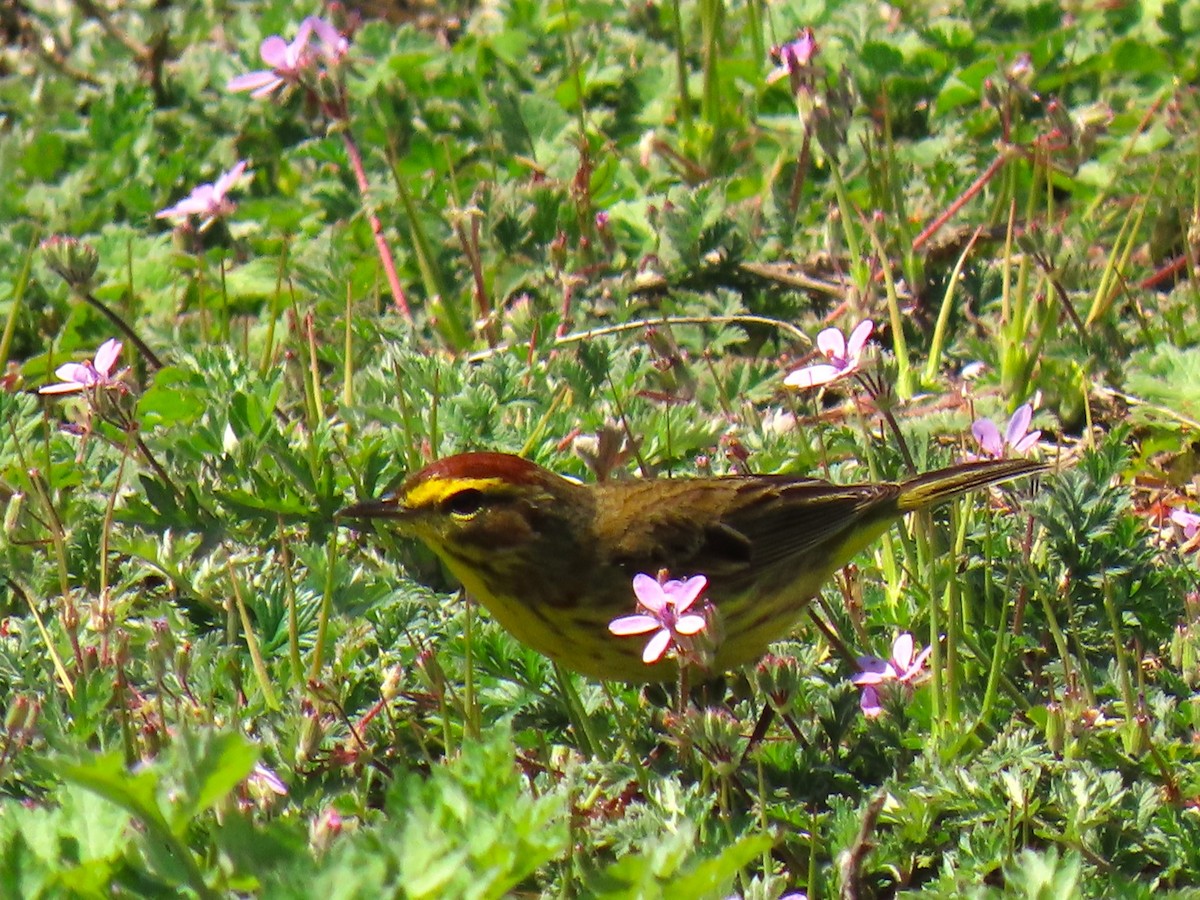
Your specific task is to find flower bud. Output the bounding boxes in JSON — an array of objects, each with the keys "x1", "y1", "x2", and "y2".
[
  {"x1": 5, "y1": 695, "x2": 29, "y2": 731},
  {"x1": 380, "y1": 664, "x2": 403, "y2": 701},
  {"x1": 309, "y1": 807, "x2": 344, "y2": 854},
  {"x1": 3, "y1": 492, "x2": 23, "y2": 537},
  {"x1": 41, "y1": 236, "x2": 99, "y2": 289}
]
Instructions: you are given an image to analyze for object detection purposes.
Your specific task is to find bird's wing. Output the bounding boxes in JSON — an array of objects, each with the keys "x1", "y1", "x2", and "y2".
[
  {"x1": 594, "y1": 475, "x2": 900, "y2": 586},
  {"x1": 720, "y1": 477, "x2": 900, "y2": 573}
]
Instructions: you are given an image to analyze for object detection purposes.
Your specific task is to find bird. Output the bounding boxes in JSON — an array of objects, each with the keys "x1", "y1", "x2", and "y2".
[{"x1": 340, "y1": 452, "x2": 1045, "y2": 681}]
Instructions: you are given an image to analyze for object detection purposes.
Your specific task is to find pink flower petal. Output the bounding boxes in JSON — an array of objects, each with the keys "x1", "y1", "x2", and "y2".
[
  {"x1": 258, "y1": 36, "x2": 288, "y2": 67},
  {"x1": 39, "y1": 381, "x2": 85, "y2": 395},
  {"x1": 632, "y1": 573, "x2": 667, "y2": 613},
  {"x1": 852, "y1": 655, "x2": 891, "y2": 685},
  {"x1": 642, "y1": 628, "x2": 672, "y2": 664},
  {"x1": 250, "y1": 78, "x2": 287, "y2": 100},
  {"x1": 860, "y1": 686, "x2": 884, "y2": 718},
  {"x1": 227, "y1": 71, "x2": 281, "y2": 94},
  {"x1": 765, "y1": 64, "x2": 790, "y2": 85},
  {"x1": 1012, "y1": 429, "x2": 1041, "y2": 454},
  {"x1": 784, "y1": 363, "x2": 843, "y2": 389},
  {"x1": 306, "y1": 16, "x2": 348, "y2": 61},
  {"x1": 901, "y1": 645, "x2": 932, "y2": 681},
  {"x1": 157, "y1": 190, "x2": 213, "y2": 220},
  {"x1": 891, "y1": 633, "x2": 915, "y2": 670},
  {"x1": 816, "y1": 326, "x2": 847, "y2": 360},
  {"x1": 269, "y1": 21, "x2": 316, "y2": 72},
  {"x1": 675, "y1": 614, "x2": 707, "y2": 635},
  {"x1": 1172, "y1": 509, "x2": 1200, "y2": 530},
  {"x1": 53, "y1": 362, "x2": 92, "y2": 384},
  {"x1": 971, "y1": 418, "x2": 1003, "y2": 458},
  {"x1": 1005, "y1": 404, "x2": 1033, "y2": 447},
  {"x1": 608, "y1": 614, "x2": 661, "y2": 636},
  {"x1": 213, "y1": 161, "x2": 249, "y2": 199},
  {"x1": 1174, "y1": 508, "x2": 1200, "y2": 540},
  {"x1": 93, "y1": 339, "x2": 122, "y2": 376},
  {"x1": 846, "y1": 319, "x2": 874, "y2": 359},
  {"x1": 668, "y1": 575, "x2": 707, "y2": 612}
]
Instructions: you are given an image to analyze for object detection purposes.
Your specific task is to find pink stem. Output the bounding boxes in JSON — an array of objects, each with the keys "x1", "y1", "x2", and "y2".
[
  {"x1": 339, "y1": 129, "x2": 411, "y2": 320},
  {"x1": 912, "y1": 149, "x2": 1013, "y2": 252}
]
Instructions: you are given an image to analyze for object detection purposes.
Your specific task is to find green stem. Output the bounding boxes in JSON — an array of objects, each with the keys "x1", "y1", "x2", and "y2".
[
  {"x1": 828, "y1": 165, "x2": 868, "y2": 292},
  {"x1": 228, "y1": 558, "x2": 280, "y2": 710},
  {"x1": 0, "y1": 237, "x2": 34, "y2": 370},
  {"x1": 670, "y1": 0, "x2": 692, "y2": 131},
  {"x1": 309, "y1": 535, "x2": 337, "y2": 681},
  {"x1": 862, "y1": 223, "x2": 911, "y2": 399},
  {"x1": 78, "y1": 289, "x2": 163, "y2": 370}
]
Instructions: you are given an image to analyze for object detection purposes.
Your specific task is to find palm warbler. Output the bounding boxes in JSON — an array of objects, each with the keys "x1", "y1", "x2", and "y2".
[{"x1": 340, "y1": 452, "x2": 1044, "y2": 681}]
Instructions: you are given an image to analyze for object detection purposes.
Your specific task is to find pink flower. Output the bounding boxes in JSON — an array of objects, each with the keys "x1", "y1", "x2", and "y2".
[
  {"x1": 609, "y1": 574, "x2": 709, "y2": 665},
  {"x1": 227, "y1": 19, "x2": 314, "y2": 98},
  {"x1": 227, "y1": 17, "x2": 348, "y2": 99},
  {"x1": 784, "y1": 319, "x2": 873, "y2": 389},
  {"x1": 156, "y1": 161, "x2": 250, "y2": 231},
  {"x1": 39, "y1": 339, "x2": 127, "y2": 395},
  {"x1": 971, "y1": 403, "x2": 1040, "y2": 458},
  {"x1": 767, "y1": 28, "x2": 819, "y2": 86},
  {"x1": 851, "y1": 632, "x2": 931, "y2": 719}
]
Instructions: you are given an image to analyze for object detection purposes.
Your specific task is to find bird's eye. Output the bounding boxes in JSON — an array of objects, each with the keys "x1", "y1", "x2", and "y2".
[{"x1": 443, "y1": 487, "x2": 486, "y2": 517}]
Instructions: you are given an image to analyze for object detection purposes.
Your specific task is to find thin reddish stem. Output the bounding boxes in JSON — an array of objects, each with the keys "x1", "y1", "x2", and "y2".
[
  {"x1": 912, "y1": 148, "x2": 1014, "y2": 251},
  {"x1": 339, "y1": 130, "x2": 411, "y2": 320}
]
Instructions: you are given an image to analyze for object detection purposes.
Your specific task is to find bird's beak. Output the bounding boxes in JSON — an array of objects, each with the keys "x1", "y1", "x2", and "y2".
[{"x1": 337, "y1": 495, "x2": 407, "y2": 520}]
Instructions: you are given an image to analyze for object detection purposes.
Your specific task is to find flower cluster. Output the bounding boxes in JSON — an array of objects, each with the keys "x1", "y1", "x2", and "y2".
[
  {"x1": 851, "y1": 633, "x2": 931, "y2": 718},
  {"x1": 609, "y1": 573, "x2": 711, "y2": 665},
  {"x1": 156, "y1": 16, "x2": 353, "y2": 233}
]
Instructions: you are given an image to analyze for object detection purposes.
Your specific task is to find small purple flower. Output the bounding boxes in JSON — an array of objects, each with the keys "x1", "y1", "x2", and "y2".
[
  {"x1": 156, "y1": 161, "x2": 250, "y2": 231},
  {"x1": 784, "y1": 319, "x2": 873, "y2": 389},
  {"x1": 227, "y1": 17, "x2": 348, "y2": 99},
  {"x1": 609, "y1": 573, "x2": 709, "y2": 665},
  {"x1": 39, "y1": 339, "x2": 127, "y2": 395},
  {"x1": 851, "y1": 632, "x2": 931, "y2": 719},
  {"x1": 971, "y1": 402, "x2": 1041, "y2": 459}
]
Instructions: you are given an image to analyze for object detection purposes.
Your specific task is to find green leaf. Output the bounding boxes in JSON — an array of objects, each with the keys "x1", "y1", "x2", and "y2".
[
  {"x1": 175, "y1": 731, "x2": 259, "y2": 828},
  {"x1": 139, "y1": 366, "x2": 208, "y2": 428},
  {"x1": 41, "y1": 752, "x2": 174, "y2": 842}
]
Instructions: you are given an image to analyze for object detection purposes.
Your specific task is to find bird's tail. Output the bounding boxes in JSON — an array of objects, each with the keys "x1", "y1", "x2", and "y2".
[{"x1": 897, "y1": 458, "x2": 1047, "y2": 512}]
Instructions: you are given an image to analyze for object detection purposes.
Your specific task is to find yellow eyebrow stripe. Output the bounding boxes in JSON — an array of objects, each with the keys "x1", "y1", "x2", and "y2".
[{"x1": 403, "y1": 476, "x2": 509, "y2": 510}]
